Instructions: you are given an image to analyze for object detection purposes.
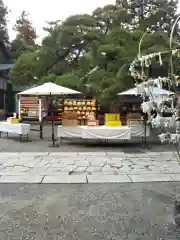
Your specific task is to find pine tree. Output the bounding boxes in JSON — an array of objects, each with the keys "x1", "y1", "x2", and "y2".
[
  {"x1": 11, "y1": 11, "x2": 37, "y2": 59},
  {"x1": 0, "y1": 0, "x2": 9, "y2": 43},
  {"x1": 117, "y1": 0, "x2": 179, "y2": 34},
  {"x1": 0, "y1": 0, "x2": 11, "y2": 63},
  {"x1": 13, "y1": 11, "x2": 37, "y2": 45}
]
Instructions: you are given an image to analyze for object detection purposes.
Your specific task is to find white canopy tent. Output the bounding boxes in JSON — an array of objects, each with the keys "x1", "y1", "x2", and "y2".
[
  {"x1": 18, "y1": 82, "x2": 81, "y2": 147},
  {"x1": 118, "y1": 86, "x2": 173, "y2": 96},
  {"x1": 117, "y1": 86, "x2": 174, "y2": 146},
  {"x1": 18, "y1": 82, "x2": 81, "y2": 95}
]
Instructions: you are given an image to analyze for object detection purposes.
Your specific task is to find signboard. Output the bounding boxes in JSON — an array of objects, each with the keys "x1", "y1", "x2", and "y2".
[
  {"x1": 87, "y1": 120, "x2": 99, "y2": 126},
  {"x1": 105, "y1": 113, "x2": 121, "y2": 126}
]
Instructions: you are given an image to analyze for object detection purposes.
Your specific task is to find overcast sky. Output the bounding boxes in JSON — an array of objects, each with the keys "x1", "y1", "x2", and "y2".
[
  {"x1": 4, "y1": 0, "x2": 115, "y2": 41},
  {"x1": 4, "y1": 0, "x2": 180, "y2": 41}
]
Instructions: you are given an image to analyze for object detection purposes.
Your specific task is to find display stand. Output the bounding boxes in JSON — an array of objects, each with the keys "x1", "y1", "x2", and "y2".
[
  {"x1": 63, "y1": 99, "x2": 96, "y2": 125},
  {"x1": 18, "y1": 96, "x2": 40, "y2": 121}
]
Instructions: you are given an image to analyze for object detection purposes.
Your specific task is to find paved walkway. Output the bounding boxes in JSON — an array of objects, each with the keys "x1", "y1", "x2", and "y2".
[{"x1": 0, "y1": 151, "x2": 179, "y2": 183}]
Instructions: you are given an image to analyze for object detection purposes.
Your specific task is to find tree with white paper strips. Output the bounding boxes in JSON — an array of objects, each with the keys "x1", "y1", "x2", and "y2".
[
  {"x1": 129, "y1": 32, "x2": 180, "y2": 164},
  {"x1": 130, "y1": 13, "x2": 180, "y2": 229}
]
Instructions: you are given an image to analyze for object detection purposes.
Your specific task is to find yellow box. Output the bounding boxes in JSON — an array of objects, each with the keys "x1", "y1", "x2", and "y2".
[
  {"x1": 105, "y1": 121, "x2": 121, "y2": 127},
  {"x1": 105, "y1": 113, "x2": 121, "y2": 127},
  {"x1": 11, "y1": 119, "x2": 19, "y2": 124},
  {"x1": 105, "y1": 113, "x2": 120, "y2": 121},
  {"x1": 7, "y1": 118, "x2": 19, "y2": 124}
]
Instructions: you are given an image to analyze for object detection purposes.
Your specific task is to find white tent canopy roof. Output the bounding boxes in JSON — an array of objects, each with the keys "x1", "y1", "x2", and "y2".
[
  {"x1": 118, "y1": 86, "x2": 173, "y2": 96},
  {"x1": 18, "y1": 82, "x2": 81, "y2": 95}
]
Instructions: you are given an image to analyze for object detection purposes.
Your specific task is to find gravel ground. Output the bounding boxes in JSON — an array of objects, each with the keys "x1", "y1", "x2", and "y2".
[
  {"x1": 0, "y1": 182, "x2": 179, "y2": 239},
  {"x1": 0, "y1": 124, "x2": 175, "y2": 152}
]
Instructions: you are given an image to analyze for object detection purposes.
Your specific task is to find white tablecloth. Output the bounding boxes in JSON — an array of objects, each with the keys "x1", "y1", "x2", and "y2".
[
  {"x1": 57, "y1": 126, "x2": 82, "y2": 138},
  {"x1": 58, "y1": 126, "x2": 131, "y2": 140},
  {"x1": 0, "y1": 122, "x2": 30, "y2": 135},
  {"x1": 57, "y1": 125, "x2": 150, "y2": 139},
  {"x1": 81, "y1": 126, "x2": 131, "y2": 139},
  {"x1": 131, "y1": 125, "x2": 150, "y2": 137},
  {"x1": 128, "y1": 120, "x2": 150, "y2": 137}
]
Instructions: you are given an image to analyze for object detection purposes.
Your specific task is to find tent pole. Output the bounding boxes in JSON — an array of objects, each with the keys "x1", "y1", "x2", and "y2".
[
  {"x1": 144, "y1": 117, "x2": 147, "y2": 147},
  {"x1": 39, "y1": 98, "x2": 42, "y2": 122},
  {"x1": 50, "y1": 93, "x2": 55, "y2": 145},
  {"x1": 52, "y1": 118, "x2": 55, "y2": 145},
  {"x1": 39, "y1": 98, "x2": 43, "y2": 140},
  {"x1": 40, "y1": 121, "x2": 43, "y2": 140},
  {"x1": 18, "y1": 96, "x2": 21, "y2": 120},
  {"x1": 49, "y1": 93, "x2": 59, "y2": 147},
  {"x1": 142, "y1": 113, "x2": 149, "y2": 149}
]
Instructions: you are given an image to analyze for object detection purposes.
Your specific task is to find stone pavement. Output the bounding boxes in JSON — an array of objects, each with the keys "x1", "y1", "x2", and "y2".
[{"x1": 0, "y1": 151, "x2": 180, "y2": 183}]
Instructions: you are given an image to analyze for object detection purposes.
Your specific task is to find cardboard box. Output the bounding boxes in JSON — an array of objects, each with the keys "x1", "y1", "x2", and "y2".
[
  {"x1": 127, "y1": 112, "x2": 141, "y2": 120},
  {"x1": 62, "y1": 119, "x2": 78, "y2": 127},
  {"x1": 127, "y1": 119, "x2": 143, "y2": 127},
  {"x1": 62, "y1": 112, "x2": 77, "y2": 120},
  {"x1": 7, "y1": 117, "x2": 19, "y2": 124}
]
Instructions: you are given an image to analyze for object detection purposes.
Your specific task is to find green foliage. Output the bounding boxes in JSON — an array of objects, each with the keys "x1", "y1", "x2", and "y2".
[
  {"x1": 9, "y1": 0, "x2": 180, "y2": 109},
  {"x1": 9, "y1": 51, "x2": 39, "y2": 86}
]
